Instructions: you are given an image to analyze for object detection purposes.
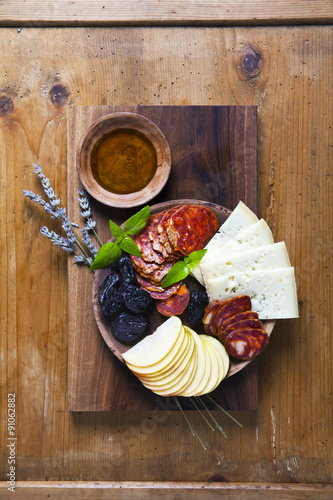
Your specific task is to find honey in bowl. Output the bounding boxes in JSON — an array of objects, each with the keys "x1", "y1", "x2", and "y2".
[{"x1": 90, "y1": 128, "x2": 158, "y2": 195}]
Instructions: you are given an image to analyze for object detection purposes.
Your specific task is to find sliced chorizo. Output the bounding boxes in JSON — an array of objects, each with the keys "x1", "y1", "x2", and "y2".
[
  {"x1": 156, "y1": 284, "x2": 190, "y2": 317},
  {"x1": 214, "y1": 296, "x2": 252, "y2": 332},
  {"x1": 165, "y1": 205, "x2": 219, "y2": 256},
  {"x1": 218, "y1": 318, "x2": 263, "y2": 343},
  {"x1": 202, "y1": 300, "x2": 223, "y2": 336},
  {"x1": 221, "y1": 310, "x2": 259, "y2": 329},
  {"x1": 223, "y1": 328, "x2": 269, "y2": 360},
  {"x1": 132, "y1": 213, "x2": 165, "y2": 264},
  {"x1": 136, "y1": 274, "x2": 180, "y2": 300},
  {"x1": 156, "y1": 206, "x2": 182, "y2": 246}
]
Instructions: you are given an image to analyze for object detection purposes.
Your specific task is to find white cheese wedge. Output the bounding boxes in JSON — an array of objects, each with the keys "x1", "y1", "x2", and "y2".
[
  {"x1": 201, "y1": 241, "x2": 291, "y2": 284},
  {"x1": 203, "y1": 218, "x2": 274, "y2": 263},
  {"x1": 191, "y1": 200, "x2": 258, "y2": 284},
  {"x1": 206, "y1": 267, "x2": 299, "y2": 319}
]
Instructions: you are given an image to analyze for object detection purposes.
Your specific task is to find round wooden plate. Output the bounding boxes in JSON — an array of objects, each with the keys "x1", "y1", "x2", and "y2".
[{"x1": 92, "y1": 199, "x2": 275, "y2": 378}]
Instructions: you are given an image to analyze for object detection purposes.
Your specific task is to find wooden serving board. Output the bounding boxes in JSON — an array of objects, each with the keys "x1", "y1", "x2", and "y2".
[{"x1": 67, "y1": 105, "x2": 258, "y2": 411}]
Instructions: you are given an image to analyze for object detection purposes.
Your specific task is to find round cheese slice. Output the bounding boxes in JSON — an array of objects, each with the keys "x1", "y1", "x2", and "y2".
[
  {"x1": 178, "y1": 327, "x2": 206, "y2": 397},
  {"x1": 138, "y1": 329, "x2": 193, "y2": 382},
  {"x1": 123, "y1": 316, "x2": 183, "y2": 368},
  {"x1": 124, "y1": 322, "x2": 187, "y2": 375},
  {"x1": 142, "y1": 338, "x2": 198, "y2": 396},
  {"x1": 138, "y1": 333, "x2": 195, "y2": 390},
  {"x1": 201, "y1": 334, "x2": 230, "y2": 379},
  {"x1": 194, "y1": 338, "x2": 221, "y2": 396}
]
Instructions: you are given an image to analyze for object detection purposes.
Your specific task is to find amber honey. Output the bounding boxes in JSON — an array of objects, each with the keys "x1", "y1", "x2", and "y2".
[{"x1": 90, "y1": 128, "x2": 158, "y2": 195}]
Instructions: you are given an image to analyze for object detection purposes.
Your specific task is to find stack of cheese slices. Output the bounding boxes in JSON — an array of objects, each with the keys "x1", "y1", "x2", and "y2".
[
  {"x1": 191, "y1": 201, "x2": 299, "y2": 320},
  {"x1": 122, "y1": 316, "x2": 229, "y2": 397}
]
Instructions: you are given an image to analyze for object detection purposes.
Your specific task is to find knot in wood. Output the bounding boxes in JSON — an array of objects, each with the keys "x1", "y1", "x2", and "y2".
[
  {"x1": 241, "y1": 47, "x2": 263, "y2": 78},
  {"x1": 49, "y1": 84, "x2": 70, "y2": 108},
  {"x1": 0, "y1": 95, "x2": 14, "y2": 116}
]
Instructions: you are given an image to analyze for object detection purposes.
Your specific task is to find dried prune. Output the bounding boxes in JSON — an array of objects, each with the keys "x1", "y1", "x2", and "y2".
[
  {"x1": 118, "y1": 254, "x2": 138, "y2": 284},
  {"x1": 187, "y1": 289, "x2": 209, "y2": 325},
  {"x1": 122, "y1": 285, "x2": 152, "y2": 314},
  {"x1": 98, "y1": 271, "x2": 124, "y2": 318},
  {"x1": 111, "y1": 312, "x2": 149, "y2": 343},
  {"x1": 99, "y1": 271, "x2": 121, "y2": 302}
]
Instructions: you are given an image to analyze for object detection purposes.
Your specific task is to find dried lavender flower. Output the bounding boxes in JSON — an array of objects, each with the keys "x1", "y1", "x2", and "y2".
[
  {"x1": 78, "y1": 188, "x2": 102, "y2": 246},
  {"x1": 23, "y1": 164, "x2": 102, "y2": 267},
  {"x1": 40, "y1": 226, "x2": 74, "y2": 252},
  {"x1": 81, "y1": 227, "x2": 98, "y2": 258}
]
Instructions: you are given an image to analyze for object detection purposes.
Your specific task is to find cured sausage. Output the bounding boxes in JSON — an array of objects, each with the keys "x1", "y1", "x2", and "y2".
[
  {"x1": 202, "y1": 300, "x2": 224, "y2": 336},
  {"x1": 136, "y1": 274, "x2": 180, "y2": 300},
  {"x1": 214, "y1": 296, "x2": 252, "y2": 332},
  {"x1": 220, "y1": 310, "x2": 259, "y2": 328},
  {"x1": 156, "y1": 284, "x2": 190, "y2": 317},
  {"x1": 218, "y1": 318, "x2": 263, "y2": 343},
  {"x1": 164, "y1": 205, "x2": 219, "y2": 256},
  {"x1": 132, "y1": 213, "x2": 165, "y2": 264},
  {"x1": 223, "y1": 328, "x2": 269, "y2": 360},
  {"x1": 156, "y1": 206, "x2": 182, "y2": 247}
]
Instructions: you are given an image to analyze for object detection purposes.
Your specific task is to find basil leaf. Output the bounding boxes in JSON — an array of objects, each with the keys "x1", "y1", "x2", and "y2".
[
  {"x1": 161, "y1": 261, "x2": 190, "y2": 288},
  {"x1": 161, "y1": 249, "x2": 208, "y2": 287},
  {"x1": 119, "y1": 235, "x2": 142, "y2": 257},
  {"x1": 124, "y1": 205, "x2": 151, "y2": 235},
  {"x1": 184, "y1": 249, "x2": 207, "y2": 270},
  {"x1": 89, "y1": 242, "x2": 122, "y2": 271},
  {"x1": 109, "y1": 220, "x2": 126, "y2": 239}
]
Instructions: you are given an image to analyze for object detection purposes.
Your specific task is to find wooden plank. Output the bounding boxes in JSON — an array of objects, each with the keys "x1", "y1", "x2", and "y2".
[
  {"x1": 1, "y1": 481, "x2": 333, "y2": 499},
  {"x1": 0, "y1": 1, "x2": 332, "y2": 26},
  {"x1": 0, "y1": 25, "x2": 332, "y2": 485},
  {"x1": 67, "y1": 104, "x2": 258, "y2": 412}
]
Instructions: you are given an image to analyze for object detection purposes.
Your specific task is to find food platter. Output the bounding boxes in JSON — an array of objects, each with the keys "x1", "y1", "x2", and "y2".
[{"x1": 92, "y1": 199, "x2": 275, "y2": 380}]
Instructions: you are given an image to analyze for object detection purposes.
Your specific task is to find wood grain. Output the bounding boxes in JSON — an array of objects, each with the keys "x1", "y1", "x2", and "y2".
[
  {"x1": 1, "y1": 481, "x2": 333, "y2": 499},
  {"x1": 0, "y1": 1, "x2": 332, "y2": 26},
  {"x1": 0, "y1": 25, "x2": 332, "y2": 488},
  {"x1": 67, "y1": 105, "x2": 259, "y2": 412}
]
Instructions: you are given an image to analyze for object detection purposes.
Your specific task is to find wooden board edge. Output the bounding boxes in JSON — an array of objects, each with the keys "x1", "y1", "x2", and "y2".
[
  {"x1": 1, "y1": 481, "x2": 332, "y2": 493},
  {"x1": 0, "y1": 1, "x2": 332, "y2": 27}
]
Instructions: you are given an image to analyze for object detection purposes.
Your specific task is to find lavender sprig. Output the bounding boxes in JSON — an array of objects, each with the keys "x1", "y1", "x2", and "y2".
[
  {"x1": 78, "y1": 189, "x2": 103, "y2": 247},
  {"x1": 81, "y1": 227, "x2": 98, "y2": 258},
  {"x1": 40, "y1": 226, "x2": 74, "y2": 252},
  {"x1": 23, "y1": 164, "x2": 102, "y2": 266}
]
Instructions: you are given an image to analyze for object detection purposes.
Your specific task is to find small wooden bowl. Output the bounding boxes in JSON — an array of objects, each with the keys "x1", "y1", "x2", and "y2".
[{"x1": 76, "y1": 112, "x2": 171, "y2": 208}]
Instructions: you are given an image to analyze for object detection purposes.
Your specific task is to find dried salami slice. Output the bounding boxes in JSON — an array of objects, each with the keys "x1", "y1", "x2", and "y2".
[
  {"x1": 202, "y1": 300, "x2": 223, "y2": 336},
  {"x1": 214, "y1": 296, "x2": 252, "y2": 332},
  {"x1": 136, "y1": 274, "x2": 179, "y2": 299},
  {"x1": 218, "y1": 318, "x2": 263, "y2": 343},
  {"x1": 132, "y1": 213, "x2": 165, "y2": 264},
  {"x1": 131, "y1": 256, "x2": 161, "y2": 276},
  {"x1": 142, "y1": 260, "x2": 175, "y2": 284},
  {"x1": 223, "y1": 328, "x2": 269, "y2": 360},
  {"x1": 156, "y1": 284, "x2": 190, "y2": 317},
  {"x1": 165, "y1": 205, "x2": 219, "y2": 256},
  {"x1": 156, "y1": 206, "x2": 182, "y2": 246}
]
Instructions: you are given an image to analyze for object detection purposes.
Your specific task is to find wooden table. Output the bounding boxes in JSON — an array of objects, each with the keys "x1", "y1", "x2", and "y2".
[{"x1": 0, "y1": 2, "x2": 332, "y2": 498}]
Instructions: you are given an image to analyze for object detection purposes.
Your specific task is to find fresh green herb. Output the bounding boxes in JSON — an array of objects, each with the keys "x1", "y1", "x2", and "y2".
[
  {"x1": 161, "y1": 248, "x2": 207, "y2": 288},
  {"x1": 89, "y1": 205, "x2": 150, "y2": 271}
]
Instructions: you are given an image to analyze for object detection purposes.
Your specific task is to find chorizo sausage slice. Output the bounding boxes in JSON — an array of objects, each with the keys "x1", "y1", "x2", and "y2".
[
  {"x1": 217, "y1": 318, "x2": 263, "y2": 343},
  {"x1": 202, "y1": 300, "x2": 223, "y2": 336},
  {"x1": 165, "y1": 205, "x2": 219, "y2": 256},
  {"x1": 221, "y1": 310, "x2": 259, "y2": 328},
  {"x1": 223, "y1": 328, "x2": 269, "y2": 360},
  {"x1": 156, "y1": 206, "x2": 182, "y2": 246},
  {"x1": 132, "y1": 213, "x2": 165, "y2": 264},
  {"x1": 136, "y1": 274, "x2": 180, "y2": 300},
  {"x1": 156, "y1": 284, "x2": 190, "y2": 317},
  {"x1": 214, "y1": 296, "x2": 252, "y2": 332}
]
